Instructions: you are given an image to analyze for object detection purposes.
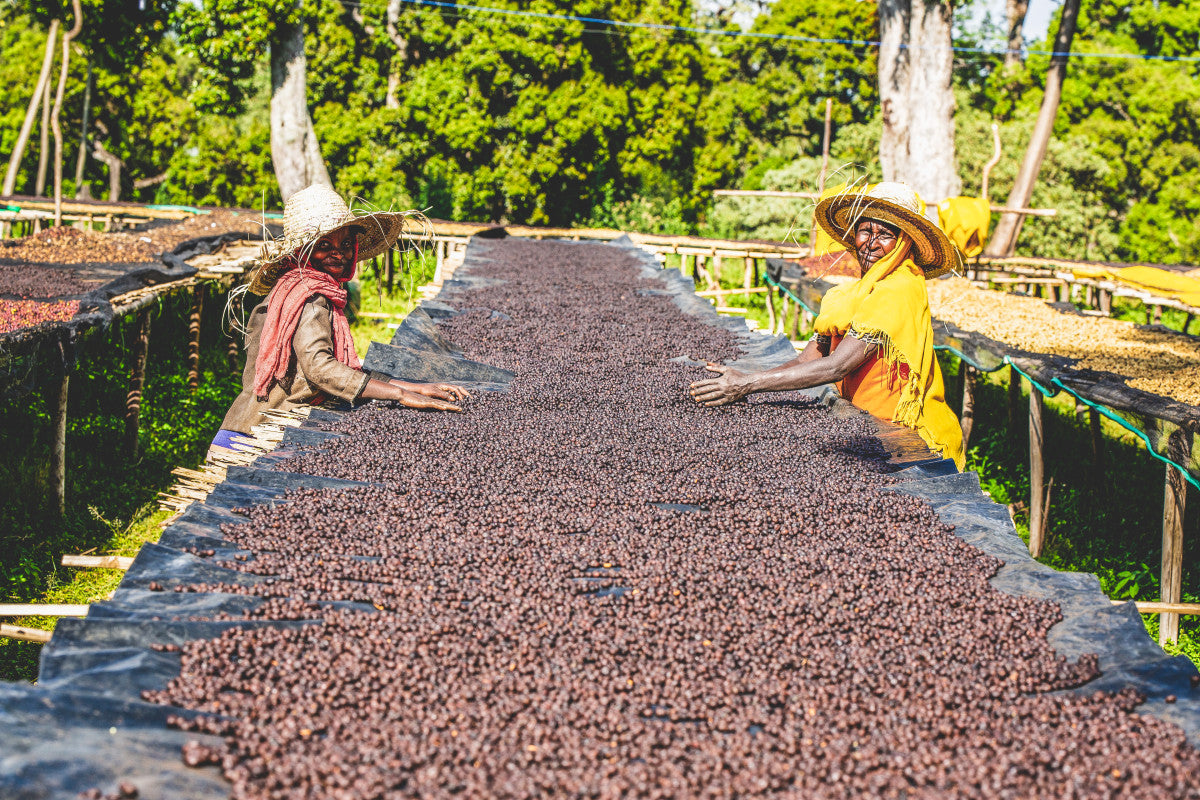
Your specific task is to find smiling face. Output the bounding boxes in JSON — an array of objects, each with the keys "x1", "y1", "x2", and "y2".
[
  {"x1": 307, "y1": 226, "x2": 363, "y2": 281},
  {"x1": 853, "y1": 218, "x2": 901, "y2": 273}
]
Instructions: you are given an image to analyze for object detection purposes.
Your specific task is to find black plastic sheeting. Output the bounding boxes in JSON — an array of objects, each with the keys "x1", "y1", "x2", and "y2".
[{"x1": 2, "y1": 234, "x2": 1199, "y2": 798}]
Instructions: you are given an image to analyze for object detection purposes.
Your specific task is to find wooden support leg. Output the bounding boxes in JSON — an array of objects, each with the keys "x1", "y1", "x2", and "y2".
[
  {"x1": 187, "y1": 285, "x2": 204, "y2": 393},
  {"x1": 385, "y1": 249, "x2": 395, "y2": 293},
  {"x1": 743, "y1": 257, "x2": 753, "y2": 292},
  {"x1": 1160, "y1": 430, "x2": 1191, "y2": 646},
  {"x1": 765, "y1": 284, "x2": 777, "y2": 333},
  {"x1": 710, "y1": 256, "x2": 722, "y2": 291},
  {"x1": 1184, "y1": 313, "x2": 1194, "y2": 336},
  {"x1": 1152, "y1": 305, "x2": 1163, "y2": 325},
  {"x1": 788, "y1": 299, "x2": 800, "y2": 340},
  {"x1": 227, "y1": 336, "x2": 240, "y2": 370},
  {"x1": 1007, "y1": 365, "x2": 1022, "y2": 431},
  {"x1": 1099, "y1": 289, "x2": 1112, "y2": 316},
  {"x1": 49, "y1": 361, "x2": 69, "y2": 519},
  {"x1": 1028, "y1": 389, "x2": 1047, "y2": 558},
  {"x1": 960, "y1": 365, "x2": 977, "y2": 452},
  {"x1": 1089, "y1": 408, "x2": 1105, "y2": 489},
  {"x1": 435, "y1": 240, "x2": 446, "y2": 284},
  {"x1": 124, "y1": 310, "x2": 151, "y2": 458},
  {"x1": 779, "y1": 296, "x2": 790, "y2": 337}
]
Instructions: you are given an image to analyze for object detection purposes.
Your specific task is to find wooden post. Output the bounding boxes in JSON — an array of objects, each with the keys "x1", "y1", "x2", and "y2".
[
  {"x1": 1028, "y1": 388, "x2": 1047, "y2": 557},
  {"x1": 788, "y1": 299, "x2": 800, "y2": 340},
  {"x1": 49, "y1": 359, "x2": 69, "y2": 519},
  {"x1": 711, "y1": 255, "x2": 723, "y2": 290},
  {"x1": 1184, "y1": 313, "x2": 1194, "y2": 335},
  {"x1": 187, "y1": 285, "x2": 204, "y2": 393},
  {"x1": 385, "y1": 249, "x2": 395, "y2": 293},
  {"x1": 960, "y1": 365, "x2": 977, "y2": 452},
  {"x1": 765, "y1": 284, "x2": 777, "y2": 333},
  {"x1": 1152, "y1": 305, "x2": 1163, "y2": 325},
  {"x1": 1099, "y1": 288, "x2": 1112, "y2": 316},
  {"x1": 743, "y1": 256, "x2": 754, "y2": 291},
  {"x1": 1089, "y1": 408, "x2": 1104, "y2": 487},
  {"x1": 435, "y1": 240, "x2": 446, "y2": 283},
  {"x1": 124, "y1": 310, "x2": 151, "y2": 458},
  {"x1": 1160, "y1": 429, "x2": 1191, "y2": 646},
  {"x1": 1007, "y1": 364, "x2": 1022, "y2": 430}
]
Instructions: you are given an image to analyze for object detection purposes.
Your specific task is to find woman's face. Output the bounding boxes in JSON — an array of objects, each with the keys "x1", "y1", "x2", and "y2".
[
  {"x1": 308, "y1": 227, "x2": 361, "y2": 280},
  {"x1": 854, "y1": 219, "x2": 900, "y2": 272}
]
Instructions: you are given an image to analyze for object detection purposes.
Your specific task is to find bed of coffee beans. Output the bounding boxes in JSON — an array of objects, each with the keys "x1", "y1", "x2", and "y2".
[
  {"x1": 144, "y1": 239, "x2": 1200, "y2": 797},
  {"x1": 0, "y1": 298, "x2": 80, "y2": 333}
]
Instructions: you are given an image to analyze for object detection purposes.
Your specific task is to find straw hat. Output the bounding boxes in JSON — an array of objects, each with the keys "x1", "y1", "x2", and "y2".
[
  {"x1": 813, "y1": 182, "x2": 962, "y2": 278},
  {"x1": 248, "y1": 184, "x2": 412, "y2": 294}
]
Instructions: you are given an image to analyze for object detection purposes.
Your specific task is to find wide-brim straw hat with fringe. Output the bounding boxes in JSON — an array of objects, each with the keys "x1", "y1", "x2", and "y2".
[
  {"x1": 248, "y1": 184, "x2": 411, "y2": 295},
  {"x1": 813, "y1": 181, "x2": 962, "y2": 278}
]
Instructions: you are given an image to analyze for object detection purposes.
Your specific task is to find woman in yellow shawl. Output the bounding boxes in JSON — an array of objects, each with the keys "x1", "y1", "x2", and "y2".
[{"x1": 688, "y1": 182, "x2": 964, "y2": 469}]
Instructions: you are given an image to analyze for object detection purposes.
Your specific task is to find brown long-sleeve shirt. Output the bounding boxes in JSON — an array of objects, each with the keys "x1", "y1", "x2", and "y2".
[{"x1": 220, "y1": 296, "x2": 369, "y2": 435}]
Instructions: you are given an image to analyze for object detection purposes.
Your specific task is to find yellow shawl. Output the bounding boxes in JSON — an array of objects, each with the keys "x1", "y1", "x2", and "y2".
[{"x1": 814, "y1": 239, "x2": 964, "y2": 469}]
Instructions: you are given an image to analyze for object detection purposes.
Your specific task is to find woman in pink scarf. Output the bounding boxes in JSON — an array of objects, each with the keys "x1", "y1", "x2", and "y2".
[{"x1": 212, "y1": 185, "x2": 467, "y2": 453}]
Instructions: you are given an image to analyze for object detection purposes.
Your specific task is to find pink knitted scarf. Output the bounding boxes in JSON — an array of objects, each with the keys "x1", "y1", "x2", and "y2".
[{"x1": 253, "y1": 255, "x2": 361, "y2": 400}]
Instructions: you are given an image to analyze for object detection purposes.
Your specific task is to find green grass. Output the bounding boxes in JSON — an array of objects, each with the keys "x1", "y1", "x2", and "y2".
[{"x1": 350, "y1": 249, "x2": 439, "y2": 358}]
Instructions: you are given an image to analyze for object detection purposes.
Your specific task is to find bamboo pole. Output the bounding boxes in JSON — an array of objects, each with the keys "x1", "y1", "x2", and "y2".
[
  {"x1": 62, "y1": 554, "x2": 134, "y2": 570},
  {"x1": 0, "y1": 624, "x2": 52, "y2": 643},
  {"x1": 187, "y1": 285, "x2": 204, "y2": 392},
  {"x1": 0, "y1": 604, "x2": 88, "y2": 617},
  {"x1": 1115, "y1": 601, "x2": 1200, "y2": 616},
  {"x1": 1028, "y1": 388, "x2": 1047, "y2": 557},
  {"x1": 124, "y1": 309, "x2": 151, "y2": 458},
  {"x1": 1160, "y1": 430, "x2": 1191, "y2": 646}
]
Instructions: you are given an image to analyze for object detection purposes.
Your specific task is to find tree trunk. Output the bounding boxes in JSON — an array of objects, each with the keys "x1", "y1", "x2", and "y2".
[
  {"x1": 985, "y1": 0, "x2": 1081, "y2": 258},
  {"x1": 384, "y1": 0, "x2": 409, "y2": 110},
  {"x1": 877, "y1": 0, "x2": 961, "y2": 205},
  {"x1": 73, "y1": 59, "x2": 94, "y2": 200},
  {"x1": 92, "y1": 141, "x2": 123, "y2": 201},
  {"x1": 52, "y1": 0, "x2": 84, "y2": 226},
  {"x1": 1004, "y1": 0, "x2": 1029, "y2": 69},
  {"x1": 36, "y1": 77, "x2": 52, "y2": 196},
  {"x1": 270, "y1": 11, "x2": 332, "y2": 201},
  {"x1": 2, "y1": 20, "x2": 58, "y2": 197}
]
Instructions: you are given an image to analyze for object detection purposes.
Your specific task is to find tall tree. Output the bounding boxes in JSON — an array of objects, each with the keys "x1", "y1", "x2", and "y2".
[
  {"x1": 877, "y1": 0, "x2": 961, "y2": 204},
  {"x1": 986, "y1": 0, "x2": 1081, "y2": 257},
  {"x1": 176, "y1": 0, "x2": 331, "y2": 201},
  {"x1": 1004, "y1": 0, "x2": 1029, "y2": 68}
]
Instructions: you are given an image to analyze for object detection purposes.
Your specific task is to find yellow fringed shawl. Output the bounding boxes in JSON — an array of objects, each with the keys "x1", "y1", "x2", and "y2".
[{"x1": 814, "y1": 239, "x2": 964, "y2": 469}]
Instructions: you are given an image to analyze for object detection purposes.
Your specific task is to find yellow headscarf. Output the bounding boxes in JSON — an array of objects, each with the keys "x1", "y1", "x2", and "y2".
[{"x1": 814, "y1": 236, "x2": 964, "y2": 469}]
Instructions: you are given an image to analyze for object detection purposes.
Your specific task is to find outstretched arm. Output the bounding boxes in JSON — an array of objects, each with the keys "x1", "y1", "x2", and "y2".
[
  {"x1": 688, "y1": 335, "x2": 874, "y2": 407},
  {"x1": 361, "y1": 378, "x2": 462, "y2": 411},
  {"x1": 387, "y1": 379, "x2": 471, "y2": 403}
]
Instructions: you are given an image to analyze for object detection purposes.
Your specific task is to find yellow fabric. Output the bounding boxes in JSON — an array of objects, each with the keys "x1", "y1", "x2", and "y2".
[
  {"x1": 1069, "y1": 265, "x2": 1200, "y2": 307},
  {"x1": 937, "y1": 196, "x2": 991, "y2": 258},
  {"x1": 814, "y1": 237, "x2": 965, "y2": 469}
]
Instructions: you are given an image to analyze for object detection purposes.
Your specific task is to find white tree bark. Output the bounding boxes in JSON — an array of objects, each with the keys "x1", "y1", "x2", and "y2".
[
  {"x1": 270, "y1": 13, "x2": 331, "y2": 201},
  {"x1": 2, "y1": 20, "x2": 58, "y2": 197},
  {"x1": 36, "y1": 78, "x2": 51, "y2": 196},
  {"x1": 52, "y1": 0, "x2": 84, "y2": 226},
  {"x1": 1005, "y1": 0, "x2": 1029, "y2": 69},
  {"x1": 384, "y1": 0, "x2": 408, "y2": 110},
  {"x1": 878, "y1": 0, "x2": 961, "y2": 205}
]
